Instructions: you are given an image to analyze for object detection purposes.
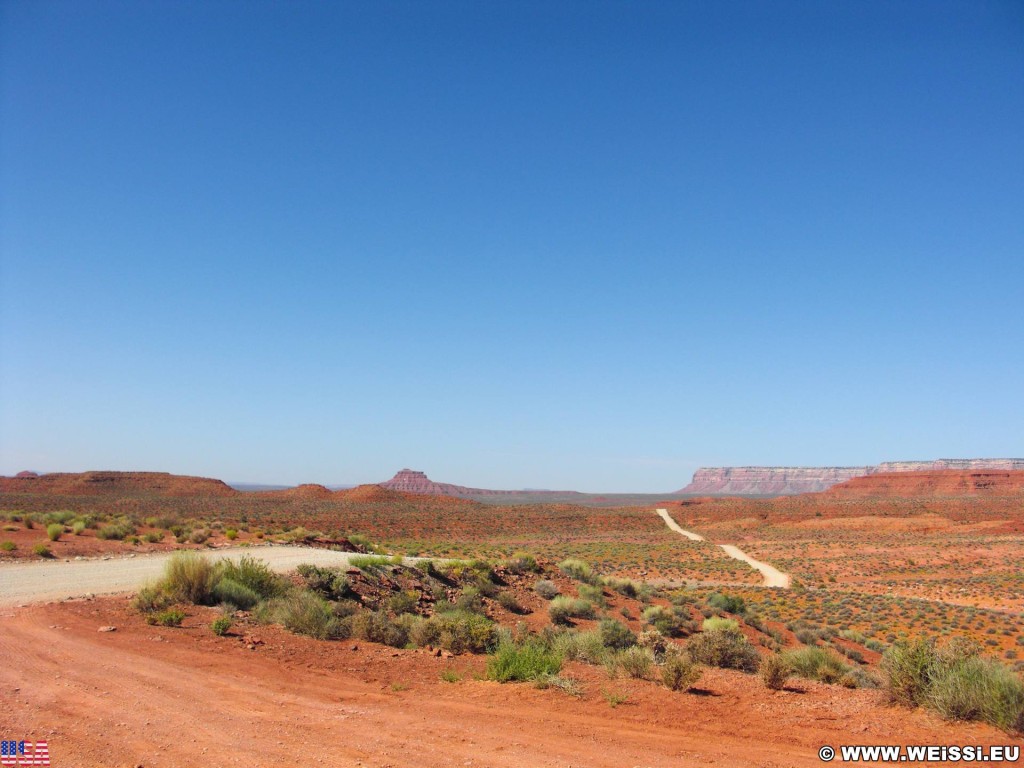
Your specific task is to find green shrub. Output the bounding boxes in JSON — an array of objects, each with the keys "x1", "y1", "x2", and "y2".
[
  {"x1": 142, "y1": 531, "x2": 164, "y2": 543},
  {"x1": 221, "y1": 555, "x2": 287, "y2": 599},
  {"x1": 487, "y1": 640, "x2": 562, "y2": 682},
  {"x1": 411, "y1": 610, "x2": 497, "y2": 654},
  {"x1": 212, "y1": 577, "x2": 260, "y2": 610},
  {"x1": 160, "y1": 551, "x2": 221, "y2": 605},
  {"x1": 534, "y1": 580, "x2": 560, "y2": 600},
  {"x1": 147, "y1": 609, "x2": 185, "y2": 627},
  {"x1": 884, "y1": 637, "x2": 1024, "y2": 733},
  {"x1": 617, "y1": 646, "x2": 653, "y2": 679},
  {"x1": 506, "y1": 552, "x2": 540, "y2": 574},
  {"x1": 642, "y1": 605, "x2": 684, "y2": 637},
  {"x1": 97, "y1": 520, "x2": 134, "y2": 540},
  {"x1": 707, "y1": 592, "x2": 746, "y2": 615},
  {"x1": 686, "y1": 627, "x2": 760, "y2": 672},
  {"x1": 225, "y1": 529, "x2": 238, "y2": 540},
  {"x1": 295, "y1": 563, "x2": 350, "y2": 600},
  {"x1": 0, "y1": 541, "x2": 15, "y2": 552},
  {"x1": 553, "y1": 629, "x2": 608, "y2": 665},
  {"x1": 549, "y1": 596, "x2": 595, "y2": 625},
  {"x1": 577, "y1": 583, "x2": 606, "y2": 607},
  {"x1": 760, "y1": 653, "x2": 792, "y2": 690},
  {"x1": 211, "y1": 616, "x2": 233, "y2": 635},
  {"x1": 389, "y1": 590, "x2": 420, "y2": 615},
  {"x1": 189, "y1": 529, "x2": 210, "y2": 544},
  {"x1": 603, "y1": 576, "x2": 639, "y2": 598},
  {"x1": 349, "y1": 554, "x2": 395, "y2": 570},
  {"x1": 599, "y1": 618, "x2": 637, "y2": 650},
  {"x1": 33, "y1": 543, "x2": 53, "y2": 558},
  {"x1": 260, "y1": 591, "x2": 339, "y2": 640},
  {"x1": 558, "y1": 559, "x2": 596, "y2": 584},
  {"x1": 134, "y1": 584, "x2": 174, "y2": 613},
  {"x1": 46, "y1": 523, "x2": 63, "y2": 542},
  {"x1": 349, "y1": 610, "x2": 414, "y2": 648},
  {"x1": 662, "y1": 652, "x2": 702, "y2": 691},
  {"x1": 703, "y1": 617, "x2": 739, "y2": 632}
]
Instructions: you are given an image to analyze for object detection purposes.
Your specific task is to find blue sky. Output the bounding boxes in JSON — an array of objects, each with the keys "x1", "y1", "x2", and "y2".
[{"x1": 1, "y1": 1, "x2": 1022, "y2": 491}]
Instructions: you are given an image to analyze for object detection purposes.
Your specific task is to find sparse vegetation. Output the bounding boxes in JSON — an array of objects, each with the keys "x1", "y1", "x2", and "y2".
[
  {"x1": 686, "y1": 627, "x2": 760, "y2": 672},
  {"x1": 487, "y1": 640, "x2": 562, "y2": 683}
]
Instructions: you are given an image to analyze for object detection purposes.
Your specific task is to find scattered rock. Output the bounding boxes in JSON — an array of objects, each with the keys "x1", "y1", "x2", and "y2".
[{"x1": 98, "y1": 626, "x2": 116, "y2": 632}]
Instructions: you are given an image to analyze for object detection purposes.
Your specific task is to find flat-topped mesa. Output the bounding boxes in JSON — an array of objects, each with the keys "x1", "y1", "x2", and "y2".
[
  {"x1": 0, "y1": 470, "x2": 238, "y2": 497},
  {"x1": 679, "y1": 466, "x2": 870, "y2": 495},
  {"x1": 870, "y1": 459, "x2": 1024, "y2": 474},
  {"x1": 678, "y1": 459, "x2": 1024, "y2": 496}
]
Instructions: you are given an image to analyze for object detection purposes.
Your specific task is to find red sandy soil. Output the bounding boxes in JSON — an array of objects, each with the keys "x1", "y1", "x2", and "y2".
[
  {"x1": 1, "y1": 598, "x2": 1015, "y2": 768},
  {"x1": 0, "y1": 526, "x2": 257, "y2": 561}
]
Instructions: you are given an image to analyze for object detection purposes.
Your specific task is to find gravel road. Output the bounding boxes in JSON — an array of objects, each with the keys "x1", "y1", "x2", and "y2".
[
  {"x1": 656, "y1": 508, "x2": 791, "y2": 588},
  {"x1": 0, "y1": 546, "x2": 388, "y2": 606}
]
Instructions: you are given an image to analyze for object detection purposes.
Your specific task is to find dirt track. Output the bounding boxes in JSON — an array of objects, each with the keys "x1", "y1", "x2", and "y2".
[
  {"x1": 656, "y1": 508, "x2": 791, "y2": 588},
  {"x1": 0, "y1": 546, "x2": 393, "y2": 606}
]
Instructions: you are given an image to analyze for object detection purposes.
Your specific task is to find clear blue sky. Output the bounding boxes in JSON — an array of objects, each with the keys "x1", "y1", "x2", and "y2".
[{"x1": 1, "y1": 1, "x2": 1022, "y2": 491}]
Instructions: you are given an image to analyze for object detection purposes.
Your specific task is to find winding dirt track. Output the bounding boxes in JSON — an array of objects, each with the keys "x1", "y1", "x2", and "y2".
[
  {"x1": 0, "y1": 547, "x2": 404, "y2": 606},
  {"x1": 655, "y1": 508, "x2": 791, "y2": 588}
]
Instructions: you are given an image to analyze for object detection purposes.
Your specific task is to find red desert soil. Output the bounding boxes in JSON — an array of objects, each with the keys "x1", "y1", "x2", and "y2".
[{"x1": 1, "y1": 599, "x2": 1014, "y2": 768}]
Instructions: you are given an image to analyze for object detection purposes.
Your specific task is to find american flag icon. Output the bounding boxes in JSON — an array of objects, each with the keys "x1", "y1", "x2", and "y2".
[{"x1": 0, "y1": 741, "x2": 49, "y2": 766}]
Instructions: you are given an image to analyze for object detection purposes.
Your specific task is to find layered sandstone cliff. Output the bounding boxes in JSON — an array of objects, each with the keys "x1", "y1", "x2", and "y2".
[{"x1": 678, "y1": 459, "x2": 1024, "y2": 495}]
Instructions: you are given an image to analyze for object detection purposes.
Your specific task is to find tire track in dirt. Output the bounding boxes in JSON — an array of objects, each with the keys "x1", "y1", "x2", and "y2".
[{"x1": 656, "y1": 508, "x2": 791, "y2": 588}]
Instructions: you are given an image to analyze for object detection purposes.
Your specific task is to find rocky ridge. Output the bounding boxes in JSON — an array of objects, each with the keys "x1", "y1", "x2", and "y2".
[
  {"x1": 380, "y1": 469, "x2": 582, "y2": 499},
  {"x1": 679, "y1": 459, "x2": 1024, "y2": 495}
]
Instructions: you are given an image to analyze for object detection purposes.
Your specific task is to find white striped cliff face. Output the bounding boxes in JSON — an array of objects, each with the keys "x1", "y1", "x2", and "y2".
[{"x1": 678, "y1": 459, "x2": 1024, "y2": 495}]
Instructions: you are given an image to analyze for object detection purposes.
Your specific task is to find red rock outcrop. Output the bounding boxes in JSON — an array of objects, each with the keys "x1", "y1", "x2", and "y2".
[
  {"x1": 0, "y1": 471, "x2": 238, "y2": 497},
  {"x1": 380, "y1": 469, "x2": 582, "y2": 499},
  {"x1": 678, "y1": 459, "x2": 1024, "y2": 496},
  {"x1": 823, "y1": 470, "x2": 1024, "y2": 497}
]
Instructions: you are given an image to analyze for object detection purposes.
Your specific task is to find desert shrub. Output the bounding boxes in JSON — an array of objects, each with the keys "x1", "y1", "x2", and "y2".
[
  {"x1": 497, "y1": 591, "x2": 527, "y2": 614},
  {"x1": 642, "y1": 605, "x2": 684, "y2": 637},
  {"x1": 189, "y1": 529, "x2": 210, "y2": 544},
  {"x1": 617, "y1": 646, "x2": 653, "y2": 679},
  {"x1": 549, "y1": 596, "x2": 595, "y2": 625},
  {"x1": 455, "y1": 587, "x2": 486, "y2": 615},
  {"x1": 97, "y1": 520, "x2": 134, "y2": 540},
  {"x1": 487, "y1": 640, "x2": 562, "y2": 682},
  {"x1": 702, "y1": 617, "x2": 739, "y2": 632},
  {"x1": 554, "y1": 630, "x2": 608, "y2": 665},
  {"x1": 142, "y1": 531, "x2": 164, "y2": 543},
  {"x1": 778, "y1": 651, "x2": 851, "y2": 684},
  {"x1": 134, "y1": 584, "x2": 174, "y2": 613},
  {"x1": 350, "y1": 610, "x2": 413, "y2": 648},
  {"x1": 1, "y1": 541, "x2": 15, "y2": 552},
  {"x1": 686, "y1": 627, "x2": 760, "y2": 672},
  {"x1": 212, "y1": 577, "x2": 260, "y2": 610},
  {"x1": 389, "y1": 590, "x2": 419, "y2": 615},
  {"x1": 44, "y1": 510, "x2": 76, "y2": 525},
  {"x1": 662, "y1": 652, "x2": 702, "y2": 692},
  {"x1": 33, "y1": 543, "x2": 53, "y2": 558},
  {"x1": 295, "y1": 563, "x2": 351, "y2": 600},
  {"x1": 506, "y1": 552, "x2": 540, "y2": 574},
  {"x1": 761, "y1": 653, "x2": 792, "y2": 690},
  {"x1": 558, "y1": 559, "x2": 596, "y2": 584},
  {"x1": 534, "y1": 580, "x2": 560, "y2": 600},
  {"x1": 577, "y1": 583, "x2": 606, "y2": 607},
  {"x1": 147, "y1": 609, "x2": 185, "y2": 627},
  {"x1": 707, "y1": 592, "x2": 746, "y2": 615},
  {"x1": 225, "y1": 529, "x2": 238, "y2": 540},
  {"x1": 884, "y1": 637, "x2": 1024, "y2": 733},
  {"x1": 46, "y1": 523, "x2": 63, "y2": 541},
  {"x1": 599, "y1": 618, "x2": 637, "y2": 650},
  {"x1": 72, "y1": 521, "x2": 86, "y2": 535},
  {"x1": 211, "y1": 616, "x2": 233, "y2": 636},
  {"x1": 261, "y1": 591, "x2": 339, "y2": 640},
  {"x1": 410, "y1": 610, "x2": 496, "y2": 654},
  {"x1": 349, "y1": 554, "x2": 395, "y2": 570},
  {"x1": 221, "y1": 555, "x2": 287, "y2": 599},
  {"x1": 160, "y1": 551, "x2": 221, "y2": 605},
  {"x1": 603, "y1": 576, "x2": 639, "y2": 598}
]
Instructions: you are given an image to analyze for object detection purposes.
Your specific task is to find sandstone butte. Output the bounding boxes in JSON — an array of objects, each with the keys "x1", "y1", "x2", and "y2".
[
  {"x1": 819, "y1": 469, "x2": 1024, "y2": 497},
  {"x1": 379, "y1": 468, "x2": 583, "y2": 499},
  {"x1": 677, "y1": 459, "x2": 1024, "y2": 495}
]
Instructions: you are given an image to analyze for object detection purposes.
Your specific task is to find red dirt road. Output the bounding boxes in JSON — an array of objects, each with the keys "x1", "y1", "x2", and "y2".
[{"x1": 1, "y1": 599, "x2": 1015, "y2": 768}]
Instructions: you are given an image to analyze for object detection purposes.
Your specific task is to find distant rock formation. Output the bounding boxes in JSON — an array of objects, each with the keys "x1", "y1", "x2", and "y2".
[
  {"x1": 824, "y1": 470, "x2": 1024, "y2": 497},
  {"x1": 678, "y1": 459, "x2": 1024, "y2": 496},
  {"x1": 380, "y1": 469, "x2": 582, "y2": 499},
  {"x1": 14, "y1": 471, "x2": 39, "y2": 479},
  {"x1": 0, "y1": 471, "x2": 238, "y2": 497}
]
